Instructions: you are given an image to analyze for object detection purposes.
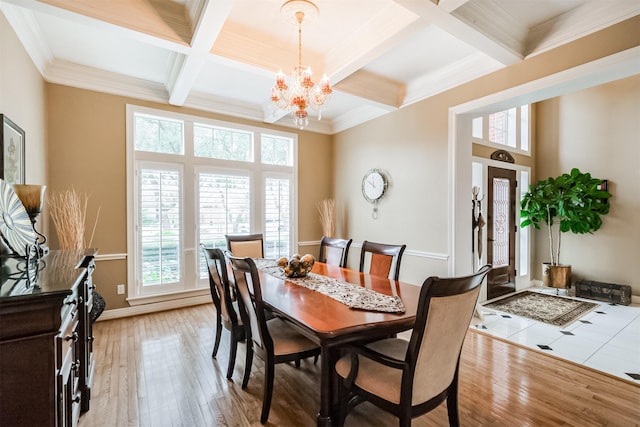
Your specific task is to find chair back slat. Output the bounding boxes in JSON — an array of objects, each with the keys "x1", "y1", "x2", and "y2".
[
  {"x1": 229, "y1": 256, "x2": 272, "y2": 351},
  {"x1": 201, "y1": 245, "x2": 236, "y2": 323},
  {"x1": 319, "y1": 236, "x2": 352, "y2": 268},
  {"x1": 226, "y1": 234, "x2": 264, "y2": 258},
  {"x1": 369, "y1": 253, "x2": 393, "y2": 279},
  {"x1": 359, "y1": 240, "x2": 406, "y2": 280}
]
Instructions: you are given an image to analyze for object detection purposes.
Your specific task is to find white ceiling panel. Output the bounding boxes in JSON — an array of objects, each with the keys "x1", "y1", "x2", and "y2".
[{"x1": 34, "y1": 10, "x2": 172, "y2": 83}]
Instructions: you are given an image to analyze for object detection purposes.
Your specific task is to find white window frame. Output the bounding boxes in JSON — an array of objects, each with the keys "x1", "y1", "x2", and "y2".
[
  {"x1": 126, "y1": 105, "x2": 298, "y2": 305},
  {"x1": 472, "y1": 104, "x2": 531, "y2": 155}
]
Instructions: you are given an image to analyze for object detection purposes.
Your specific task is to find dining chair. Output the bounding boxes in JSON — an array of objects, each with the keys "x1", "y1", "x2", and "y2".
[
  {"x1": 318, "y1": 236, "x2": 353, "y2": 268},
  {"x1": 225, "y1": 233, "x2": 264, "y2": 258},
  {"x1": 334, "y1": 264, "x2": 492, "y2": 427},
  {"x1": 359, "y1": 240, "x2": 407, "y2": 281},
  {"x1": 200, "y1": 244, "x2": 250, "y2": 381},
  {"x1": 229, "y1": 255, "x2": 321, "y2": 424}
]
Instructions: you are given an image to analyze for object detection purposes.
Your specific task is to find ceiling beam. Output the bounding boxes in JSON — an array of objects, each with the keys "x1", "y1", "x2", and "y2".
[
  {"x1": 396, "y1": 0, "x2": 523, "y2": 65},
  {"x1": 525, "y1": 1, "x2": 640, "y2": 57},
  {"x1": 437, "y1": 0, "x2": 471, "y2": 13},
  {"x1": 334, "y1": 70, "x2": 404, "y2": 109},
  {"x1": 167, "y1": 0, "x2": 233, "y2": 105},
  {"x1": 324, "y1": 3, "x2": 422, "y2": 84}
]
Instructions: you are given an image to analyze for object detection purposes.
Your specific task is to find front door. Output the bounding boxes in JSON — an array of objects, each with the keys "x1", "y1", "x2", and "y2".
[{"x1": 487, "y1": 167, "x2": 517, "y2": 299}]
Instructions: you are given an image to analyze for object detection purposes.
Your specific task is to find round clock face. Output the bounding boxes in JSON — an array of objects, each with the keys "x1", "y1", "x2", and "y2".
[{"x1": 362, "y1": 169, "x2": 387, "y2": 203}]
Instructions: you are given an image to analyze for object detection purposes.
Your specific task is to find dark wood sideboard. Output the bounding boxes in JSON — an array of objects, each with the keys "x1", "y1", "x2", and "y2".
[{"x1": 0, "y1": 249, "x2": 97, "y2": 426}]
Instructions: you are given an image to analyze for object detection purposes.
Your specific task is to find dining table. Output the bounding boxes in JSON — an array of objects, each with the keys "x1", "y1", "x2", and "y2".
[{"x1": 255, "y1": 260, "x2": 421, "y2": 427}]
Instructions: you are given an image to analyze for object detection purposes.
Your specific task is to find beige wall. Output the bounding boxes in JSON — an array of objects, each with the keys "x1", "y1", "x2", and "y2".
[
  {"x1": 333, "y1": 17, "x2": 640, "y2": 289},
  {"x1": 46, "y1": 85, "x2": 332, "y2": 309},
  {"x1": 535, "y1": 75, "x2": 640, "y2": 293},
  {"x1": 3, "y1": 7, "x2": 639, "y2": 311},
  {"x1": 0, "y1": 11, "x2": 47, "y2": 210}
]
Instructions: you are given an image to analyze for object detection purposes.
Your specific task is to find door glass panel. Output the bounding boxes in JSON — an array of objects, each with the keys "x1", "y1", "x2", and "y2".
[{"x1": 492, "y1": 177, "x2": 510, "y2": 268}]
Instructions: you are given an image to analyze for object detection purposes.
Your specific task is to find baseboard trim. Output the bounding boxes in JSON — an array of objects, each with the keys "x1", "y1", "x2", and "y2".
[{"x1": 97, "y1": 295, "x2": 211, "y2": 321}]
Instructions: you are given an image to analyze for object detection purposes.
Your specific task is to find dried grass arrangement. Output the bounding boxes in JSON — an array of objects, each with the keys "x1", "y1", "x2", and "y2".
[
  {"x1": 48, "y1": 189, "x2": 101, "y2": 250},
  {"x1": 317, "y1": 198, "x2": 336, "y2": 238}
]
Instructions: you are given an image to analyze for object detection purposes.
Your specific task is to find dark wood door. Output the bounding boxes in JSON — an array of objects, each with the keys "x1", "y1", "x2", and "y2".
[{"x1": 487, "y1": 167, "x2": 517, "y2": 299}]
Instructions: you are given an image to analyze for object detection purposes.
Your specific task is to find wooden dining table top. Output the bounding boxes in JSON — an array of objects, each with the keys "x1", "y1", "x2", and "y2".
[{"x1": 256, "y1": 261, "x2": 421, "y2": 343}]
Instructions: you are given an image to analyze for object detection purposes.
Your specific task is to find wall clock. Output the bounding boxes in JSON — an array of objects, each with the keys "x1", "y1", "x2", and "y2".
[
  {"x1": 361, "y1": 168, "x2": 388, "y2": 219},
  {"x1": 0, "y1": 179, "x2": 36, "y2": 257}
]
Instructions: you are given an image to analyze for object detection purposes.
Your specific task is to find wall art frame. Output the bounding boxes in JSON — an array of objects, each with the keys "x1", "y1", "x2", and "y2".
[{"x1": 1, "y1": 114, "x2": 26, "y2": 185}]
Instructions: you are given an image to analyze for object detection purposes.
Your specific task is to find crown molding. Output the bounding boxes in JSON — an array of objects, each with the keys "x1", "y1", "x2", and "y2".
[
  {"x1": 0, "y1": 3, "x2": 52, "y2": 76},
  {"x1": 184, "y1": 91, "x2": 264, "y2": 121},
  {"x1": 330, "y1": 104, "x2": 392, "y2": 134}
]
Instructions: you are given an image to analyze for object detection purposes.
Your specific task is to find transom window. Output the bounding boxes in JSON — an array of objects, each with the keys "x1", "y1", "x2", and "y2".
[
  {"x1": 126, "y1": 105, "x2": 298, "y2": 301},
  {"x1": 472, "y1": 105, "x2": 530, "y2": 153}
]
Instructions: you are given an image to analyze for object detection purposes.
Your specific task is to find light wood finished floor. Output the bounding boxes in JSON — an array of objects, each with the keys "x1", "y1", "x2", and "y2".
[{"x1": 79, "y1": 304, "x2": 639, "y2": 427}]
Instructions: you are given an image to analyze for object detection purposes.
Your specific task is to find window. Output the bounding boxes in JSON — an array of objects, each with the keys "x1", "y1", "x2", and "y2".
[
  {"x1": 472, "y1": 105, "x2": 530, "y2": 153},
  {"x1": 138, "y1": 164, "x2": 182, "y2": 287},
  {"x1": 127, "y1": 105, "x2": 297, "y2": 301}
]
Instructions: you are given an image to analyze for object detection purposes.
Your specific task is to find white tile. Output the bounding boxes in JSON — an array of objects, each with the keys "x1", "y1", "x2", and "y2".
[
  {"x1": 548, "y1": 335, "x2": 607, "y2": 362},
  {"x1": 509, "y1": 323, "x2": 558, "y2": 347},
  {"x1": 585, "y1": 342, "x2": 640, "y2": 382}
]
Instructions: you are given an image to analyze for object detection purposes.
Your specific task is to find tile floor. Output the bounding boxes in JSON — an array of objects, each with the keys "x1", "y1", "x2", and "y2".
[{"x1": 473, "y1": 286, "x2": 640, "y2": 384}]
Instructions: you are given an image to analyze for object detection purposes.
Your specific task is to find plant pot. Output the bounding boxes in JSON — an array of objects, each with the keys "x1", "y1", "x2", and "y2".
[{"x1": 542, "y1": 263, "x2": 571, "y2": 288}]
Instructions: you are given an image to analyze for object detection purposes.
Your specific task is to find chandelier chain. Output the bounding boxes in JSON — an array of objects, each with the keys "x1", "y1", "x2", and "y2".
[{"x1": 271, "y1": 1, "x2": 332, "y2": 130}]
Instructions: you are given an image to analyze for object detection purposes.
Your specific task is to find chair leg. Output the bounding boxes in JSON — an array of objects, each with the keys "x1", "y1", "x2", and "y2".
[
  {"x1": 260, "y1": 358, "x2": 275, "y2": 424},
  {"x1": 446, "y1": 381, "x2": 461, "y2": 427},
  {"x1": 226, "y1": 332, "x2": 238, "y2": 380},
  {"x1": 295, "y1": 358, "x2": 301, "y2": 368},
  {"x1": 242, "y1": 341, "x2": 253, "y2": 389},
  {"x1": 337, "y1": 378, "x2": 347, "y2": 427},
  {"x1": 212, "y1": 318, "x2": 222, "y2": 358}
]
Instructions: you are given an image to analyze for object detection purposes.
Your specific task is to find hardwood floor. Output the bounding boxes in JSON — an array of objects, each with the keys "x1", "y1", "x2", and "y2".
[{"x1": 79, "y1": 304, "x2": 639, "y2": 427}]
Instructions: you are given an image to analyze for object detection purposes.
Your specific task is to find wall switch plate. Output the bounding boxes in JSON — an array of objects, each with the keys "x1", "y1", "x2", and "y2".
[{"x1": 117, "y1": 284, "x2": 125, "y2": 295}]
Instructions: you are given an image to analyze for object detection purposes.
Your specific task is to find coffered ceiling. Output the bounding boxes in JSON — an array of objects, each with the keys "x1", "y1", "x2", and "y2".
[{"x1": 2, "y1": 0, "x2": 639, "y2": 134}]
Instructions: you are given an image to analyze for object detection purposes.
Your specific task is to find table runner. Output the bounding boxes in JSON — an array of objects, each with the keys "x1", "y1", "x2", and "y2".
[{"x1": 254, "y1": 259, "x2": 405, "y2": 314}]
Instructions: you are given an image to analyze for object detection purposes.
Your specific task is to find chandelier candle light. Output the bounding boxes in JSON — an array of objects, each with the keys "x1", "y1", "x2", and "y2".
[{"x1": 271, "y1": 0, "x2": 332, "y2": 129}]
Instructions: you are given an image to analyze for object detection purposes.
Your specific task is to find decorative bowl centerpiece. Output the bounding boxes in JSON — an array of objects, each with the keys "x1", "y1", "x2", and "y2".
[{"x1": 278, "y1": 253, "x2": 315, "y2": 278}]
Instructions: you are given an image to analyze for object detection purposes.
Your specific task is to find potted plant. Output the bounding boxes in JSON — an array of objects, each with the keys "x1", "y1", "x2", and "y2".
[{"x1": 520, "y1": 168, "x2": 611, "y2": 288}]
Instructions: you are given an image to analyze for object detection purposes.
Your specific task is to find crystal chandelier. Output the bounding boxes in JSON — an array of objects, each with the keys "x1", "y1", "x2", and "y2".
[{"x1": 271, "y1": 0, "x2": 332, "y2": 130}]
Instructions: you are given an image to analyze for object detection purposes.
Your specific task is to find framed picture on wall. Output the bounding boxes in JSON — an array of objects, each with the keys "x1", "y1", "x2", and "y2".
[{"x1": 0, "y1": 114, "x2": 25, "y2": 185}]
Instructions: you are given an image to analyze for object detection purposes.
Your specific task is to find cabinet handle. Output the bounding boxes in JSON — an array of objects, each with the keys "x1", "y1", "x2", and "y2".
[
  {"x1": 73, "y1": 394, "x2": 81, "y2": 403},
  {"x1": 66, "y1": 298, "x2": 78, "y2": 306},
  {"x1": 71, "y1": 359, "x2": 81, "y2": 373},
  {"x1": 65, "y1": 332, "x2": 79, "y2": 342},
  {"x1": 88, "y1": 336, "x2": 95, "y2": 342},
  {"x1": 78, "y1": 296, "x2": 84, "y2": 305}
]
